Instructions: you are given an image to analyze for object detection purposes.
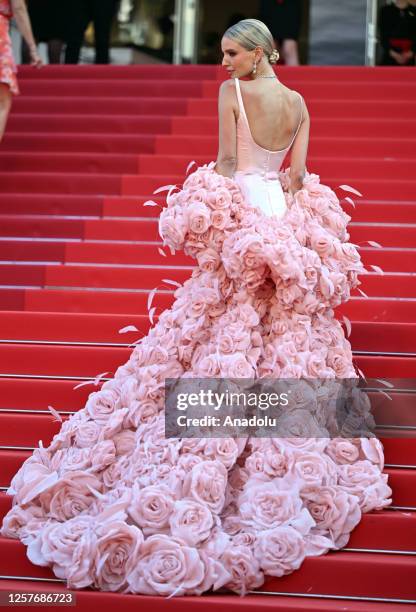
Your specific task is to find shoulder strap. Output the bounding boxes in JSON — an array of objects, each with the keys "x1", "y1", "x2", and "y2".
[{"x1": 234, "y1": 78, "x2": 248, "y2": 122}]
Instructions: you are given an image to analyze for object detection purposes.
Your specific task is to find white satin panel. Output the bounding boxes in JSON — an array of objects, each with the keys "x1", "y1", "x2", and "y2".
[{"x1": 233, "y1": 171, "x2": 287, "y2": 219}]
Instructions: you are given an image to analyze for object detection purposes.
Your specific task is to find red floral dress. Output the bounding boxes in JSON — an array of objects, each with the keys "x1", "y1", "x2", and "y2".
[{"x1": 0, "y1": 0, "x2": 19, "y2": 95}]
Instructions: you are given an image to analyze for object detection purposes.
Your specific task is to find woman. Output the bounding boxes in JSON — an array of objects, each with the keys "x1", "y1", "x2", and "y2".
[
  {"x1": 1, "y1": 19, "x2": 391, "y2": 596},
  {"x1": 0, "y1": 0, "x2": 42, "y2": 141}
]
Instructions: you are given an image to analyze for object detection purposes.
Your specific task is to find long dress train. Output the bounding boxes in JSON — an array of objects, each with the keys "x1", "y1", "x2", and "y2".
[{"x1": 1, "y1": 78, "x2": 392, "y2": 596}]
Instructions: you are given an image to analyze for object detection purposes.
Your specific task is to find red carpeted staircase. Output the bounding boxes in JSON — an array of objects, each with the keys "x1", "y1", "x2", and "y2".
[{"x1": 0, "y1": 65, "x2": 415, "y2": 611}]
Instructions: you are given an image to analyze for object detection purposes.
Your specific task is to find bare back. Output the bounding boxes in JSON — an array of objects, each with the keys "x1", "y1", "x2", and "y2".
[{"x1": 234, "y1": 79, "x2": 303, "y2": 152}]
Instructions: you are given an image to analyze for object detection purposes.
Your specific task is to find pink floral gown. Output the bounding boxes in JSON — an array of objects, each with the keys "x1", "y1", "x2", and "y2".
[
  {"x1": 1, "y1": 77, "x2": 391, "y2": 596},
  {"x1": 0, "y1": 0, "x2": 19, "y2": 95}
]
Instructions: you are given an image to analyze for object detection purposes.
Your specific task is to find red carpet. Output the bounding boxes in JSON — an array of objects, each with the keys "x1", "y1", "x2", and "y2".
[{"x1": 0, "y1": 65, "x2": 415, "y2": 610}]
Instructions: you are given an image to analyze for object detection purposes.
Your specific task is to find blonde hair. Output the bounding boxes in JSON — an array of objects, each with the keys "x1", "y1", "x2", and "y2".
[{"x1": 224, "y1": 18, "x2": 279, "y2": 64}]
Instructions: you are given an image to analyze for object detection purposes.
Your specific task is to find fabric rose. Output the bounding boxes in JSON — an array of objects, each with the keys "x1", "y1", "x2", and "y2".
[
  {"x1": 310, "y1": 230, "x2": 334, "y2": 259},
  {"x1": 290, "y1": 452, "x2": 338, "y2": 487},
  {"x1": 188, "y1": 202, "x2": 211, "y2": 234},
  {"x1": 50, "y1": 447, "x2": 92, "y2": 473},
  {"x1": 325, "y1": 438, "x2": 360, "y2": 465},
  {"x1": 90, "y1": 441, "x2": 116, "y2": 471},
  {"x1": 239, "y1": 479, "x2": 303, "y2": 531},
  {"x1": 203, "y1": 439, "x2": 239, "y2": 469},
  {"x1": 113, "y1": 430, "x2": 136, "y2": 456},
  {"x1": 128, "y1": 484, "x2": 175, "y2": 535},
  {"x1": 211, "y1": 209, "x2": 231, "y2": 230},
  {"x1": 359, "y1": 438, "x2": 384, "y2": 470},
  {"x1": 197, "y1": 248, "x2": 221, "y2": 272},
  {"x1": 126, "y1": 534, "x2": 205, "y2": 596},
  {"x1": 93, "y1": 521, "x2": 144, "y2": 591},
  {"x1": 337, "y1": 460, "x2": 392, "y2": 512},
  {"x1": 86, "y1": 389, "x2": 120, "y2": 425},
  {"x1": 183, "y1": 461, "x2": 228, "y2": 513},
  {"x1": 27, "y1": 516, "x2": 97, "y2": 588},
  {"x1": 254, "y1": 526, "x2": 306, "y2": 577},
  {"x1": 75, "y1": 420, "x2": 100, "y2": 448},
  {"x1": 207, "y1": 188, "x2": 232, "y2": 210},
  {"x1": 1, "y1": 504, "x2": 45, "y2": 540},
  {"x1": 169, "y1": 500, "x2": 214, "y2": 545},
  {"x1": 222, "y1": 544, "x2": 264, "y2": 595},
  {"x1": 301, "y1": 485, "x2": 361, "y2": 548},
  {"x1": 159, "y1": 209, "x2": 186, "y2": 250},
  {"x1": 40, "y1": 472, "x2": 102, "y2": 521}
]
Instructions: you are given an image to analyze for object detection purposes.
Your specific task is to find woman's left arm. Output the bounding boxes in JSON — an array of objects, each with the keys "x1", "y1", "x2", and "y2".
[
  {"x1": 11, "y1": 0, "x2": 42, "y2": 67},
  {"x1": 215, "y1": 79, "x2": 237, "y2": 178}
]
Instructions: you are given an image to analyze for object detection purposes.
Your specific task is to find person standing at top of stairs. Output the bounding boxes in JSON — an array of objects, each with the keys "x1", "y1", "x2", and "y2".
[{"x1": 65, "y1": 0, "x2": 121, "y2": 64}]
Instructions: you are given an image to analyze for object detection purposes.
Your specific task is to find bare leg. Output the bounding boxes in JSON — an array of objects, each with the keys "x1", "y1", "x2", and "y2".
[
  {"x1": 0, "y1": 83, "x2": 12, "y2": 142},
  {"x1": 282, "y1": 39, "x2": 299, "y2": 66}
]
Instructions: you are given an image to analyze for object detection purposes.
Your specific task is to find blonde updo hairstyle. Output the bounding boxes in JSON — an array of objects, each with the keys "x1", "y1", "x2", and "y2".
[{"x1": 223, "y1": 18, "x2": 280, "y2": 64}]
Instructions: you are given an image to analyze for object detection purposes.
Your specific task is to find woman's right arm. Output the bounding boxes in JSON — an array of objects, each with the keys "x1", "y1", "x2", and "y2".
[
  {"x1": 11, "y1": 0, "x2": 42, "y2": 67},
  {"x1": 289, "y1": 100, "x2": 310, "y2": 195}
]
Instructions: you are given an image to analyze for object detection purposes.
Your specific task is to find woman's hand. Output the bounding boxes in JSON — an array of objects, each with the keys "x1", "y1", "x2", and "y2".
[{"x1": 29, "y1": 46, "x2": 43, "y2": 68}]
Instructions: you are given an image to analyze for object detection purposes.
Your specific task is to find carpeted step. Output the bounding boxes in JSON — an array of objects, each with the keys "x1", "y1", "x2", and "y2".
[
  {"x1": 350, "y1": 321, "x2": 416, "y2": 353},
  {"x1": 0, "y1": 377, "x2": 90, "y2": 411},
  {"x1": 0, "y1": 241, "x2": 67, "y2": 263},
  {"x1": 346, "y1": 203, "x2": 416, "y2": 225},
  {"x1": 0, "y1": 343, "x2": 131, "y2": 378},
  {"x1": 0, "y1": 577, "x2": 414, "y2": 612},
  {"x1": 0, "y1": 311, "x2": 149, "y2": 343},
  {"x1": 355, "y1": 355, "x2": 416, "y2": 377},
  {"x1": 18, "y1": 64, "x2": 220, "y2": 80},
  {"x1": 0, "y1": 239, "x2": 191, "y2": 265},
  {"x1": 44, "y1": 264, "x2": 190, "y2": 289},
  {"x1": 0, "y1": 287, "x2": 173, "y2": 314},
  {"x1": 20, "y1": 79, "x2": 204, "y2": 98},
  {"x1": 0, "y1": 194, "x2": 163, "y2": 216},
  {"x1": 44, "y1": 240, "x2": 191, "y2": 265},
  {"x1": 339, "y1": 298, "x2": 416, "y2": 323},
  {"x1": 0, "y1": 173, "x2": 122, "y2": 195},
  {"x1": 358, "y1": 273, "x2": 416, "y2": 298},
  {"x1": 0, "y1": 152, "x2": 140, "y2": 174},
  {"x1": 12, "y1": 95, "x2": 190, "y2": 116},
  {"x1": 7, "y1": 114, "x2": 173, "y2": 135},
  {"x1": 260, "y1": 550, "x2": 416, "y2": 601},
  {"x1": 0, "y1": 262, "x2": 191, "y2": 289},
  {"x1": 1, "y1": 132, "x2": 156, "y2": 154}
]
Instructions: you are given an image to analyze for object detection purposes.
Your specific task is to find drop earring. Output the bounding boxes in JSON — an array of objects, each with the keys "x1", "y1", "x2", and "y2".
[{"x1": 252, "y1": 61, "x2": 257, "y2": 75}]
